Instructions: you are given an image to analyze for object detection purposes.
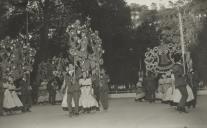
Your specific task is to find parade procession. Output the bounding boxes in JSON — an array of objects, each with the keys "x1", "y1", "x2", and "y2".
[{"x1": 0, "y1": 0, "x2": 207, "y2": 128}]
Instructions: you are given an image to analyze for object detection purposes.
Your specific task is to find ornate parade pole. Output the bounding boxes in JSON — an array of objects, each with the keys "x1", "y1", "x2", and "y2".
[
  {"x1": 73, "y1": 56, "x2": 76, "y2": 80},
  {"x1": 178, "y1": 7, "x2": 186, "y2": 74},
  {"x1": 26, "y1": 6, "x2": 30, "y2": 85}
]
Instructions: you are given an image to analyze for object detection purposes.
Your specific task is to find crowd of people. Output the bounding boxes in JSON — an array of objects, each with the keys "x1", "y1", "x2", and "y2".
[
  {"x1": 61, "y1": 67, "x2": 110, "y2": 117},
  {"x1": 0, "y1": 67, "x2": 110, "y2": 117},
  {"x1": 135, "y1": 57, "x2": 198, "y2": 113},
  {"x1": 0, "y1": 56, "x2": 201, "y2": 117},
  {"x1": 0, "y1": 72, "x2": 32, "y2": 116}
]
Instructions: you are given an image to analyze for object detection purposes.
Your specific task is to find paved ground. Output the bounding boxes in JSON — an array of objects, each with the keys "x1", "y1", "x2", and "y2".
[{"x1": 0, "y1": 96, "x2": 207, "y2": 128}]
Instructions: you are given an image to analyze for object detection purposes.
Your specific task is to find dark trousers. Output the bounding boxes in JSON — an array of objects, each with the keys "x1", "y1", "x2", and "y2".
[
  {"x1": 49, "y1": 91, "x2": 56, "y2": 104},
  {"x1": 94, "y1": 88, "x2": 100, "y2": 105},
  {"x1": 192, "y1": 87, "x2": 197, "y2": 107},
  {"x1": 67, "y1": 91, "x2": 79, "y2": 114},
  {"x1": 21, "y1": 93, "x2": 32, "y2": 111},
  {"x1": 100, "y1": 91, "x2": 108, "y2": 110},
  {"x1": 177, "y1": 86, "x2": 188, "y2": 108},
  {"x1": 0, "y1": 93, "x2": 3, "y2": 115},
  {"x1": 146, "y1": 86, "x2": 155, "y2": 102}
]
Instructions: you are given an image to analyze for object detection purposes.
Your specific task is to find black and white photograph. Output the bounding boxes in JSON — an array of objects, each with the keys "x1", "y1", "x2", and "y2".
[{"x1": 0, "y1": 0, "x2": 207, "y2": 128}]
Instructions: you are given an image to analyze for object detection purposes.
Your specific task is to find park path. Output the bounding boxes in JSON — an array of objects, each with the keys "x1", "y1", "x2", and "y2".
[{"x1": 0, "y1": 96, "x2": 206, "y2": 128}]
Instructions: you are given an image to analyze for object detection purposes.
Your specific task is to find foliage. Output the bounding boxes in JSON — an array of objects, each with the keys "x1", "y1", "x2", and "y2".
[
  {"x1": 51, "y1": 19, "x2": 103, "y2": 79},
  {"x1": 0, "y1": 35, "x2": 36, "y2": 80}
]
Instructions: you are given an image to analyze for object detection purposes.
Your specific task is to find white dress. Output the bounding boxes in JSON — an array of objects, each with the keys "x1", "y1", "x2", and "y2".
[
  {"x1": 38, "y1": 81, "x2": 49, "y2": 103},
  {"x1": 172, "y1": 85, "x2": 194, "y2": 103},
  {"x1": 169, "y1": 74, "x2": 194, "y2": 103},
  {"x1": 3, "y1": 83, "x2": 16, "y2": 109},
  {"x1": 79, "y1": 78, "x2": 99, "y2": 108},
  {"x1": 55, "y1": 90, "x2": 63, "y2": 102},
  {"x1": 10, "y1": 85, "x2": 23, "y2": 108},
  {"x1": 162, "y1": 78, "x2": 173, "y2": 101},
  {"x1": 156, "y1": 79, "x2": 165, "y2": 100}
]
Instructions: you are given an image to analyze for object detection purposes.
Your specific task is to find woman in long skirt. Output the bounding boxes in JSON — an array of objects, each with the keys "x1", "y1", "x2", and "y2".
[
  {"x1": 3, "y1": 80, "x2": 23, "y2": 114},
  {"x1": 169, "y1": 74, "x2": 194, "y2": 107},
  {"x1": 79, "y1": 72, "x2": 99, "y2": 113}
]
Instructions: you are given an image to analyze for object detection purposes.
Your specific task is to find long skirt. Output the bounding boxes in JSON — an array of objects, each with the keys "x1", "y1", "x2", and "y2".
[
  {"x1": 11, "y1": 91, "x2": 23, "y2": 109},
  {"x1": 3, "y1": 90, "x2": 16, "y2": 110},
  {"x1": 135, "y1": 89, "x2": 145, "y2": 99},
  {"x1": 163, "y1": 87, "x2": 174, "y2": 101},
  {"x1": 55, "y1": 90, "x2": 63, "y2": 102},
  {"x1": 157, "y1": 84, "x2": 171, "y2": 101},
  {"x1": 79, "y1": 86, "x2": 99, "y2": 109},
  {"x1": 38, "y1": 89, "x2": 49, "y2": 103},
  {"x1": 172, "y1": 85, "x2": 194, "y2": 103}
]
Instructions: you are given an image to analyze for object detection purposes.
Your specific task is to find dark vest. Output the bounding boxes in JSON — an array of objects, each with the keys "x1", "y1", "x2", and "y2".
[{"x1": 66, "y1": 76, "x2": 80, "y2": 93}]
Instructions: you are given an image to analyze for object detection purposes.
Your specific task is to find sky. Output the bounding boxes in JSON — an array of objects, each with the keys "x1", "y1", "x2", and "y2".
[{"x1": 125, "y1": 0, "x2": 179, "y2": 7}]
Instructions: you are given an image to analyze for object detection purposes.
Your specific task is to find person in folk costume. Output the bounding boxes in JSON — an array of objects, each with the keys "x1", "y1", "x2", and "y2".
[
  {"x1": 134, "y1": 80, "x2": 145, "y2": 102},
  {"x1": 144, "y1": 71, "x2": 157, "y2": 103},
  {"x1": 54, "y1": 77, "x2": 63, "y2": 103},
  {"x1": 135, "y1": 71, "x2": 145, "y2": 102},
  {"x1": 92, "y1": 71, "x2": 100, "y2": 109},
  {"x1": 61, "y1": 66, "x2": 73, "y2": 110},
  {"x1": 0, "y1": 70, "x2": 4, "y2": 116},
  {"x1": 162, "y1": 71, "x2": 174, "y2": 104},
  {"x1": 61, "y1": 67, "x2": 81, "y2": 117},
  {"x1": 19, "y1": 75, "x2": 32, "y2": 112},
  {"x1": 2, "y1": 78, "x2": 16, "y2": 115},
  {"x1": 3, "y1": 77, "x2": 23, "y2": 114},
  {"x1": 9, "y1": 78, "x2": 23, "y2": 111},
  {"x1": 99, "y1": 70, "x2": 109, "y2": 110},
  {"x1": 47, "y1": 77, "x2": 58, "y2": 105},
  {"x1": 79, "y1": 71, "x2": 99, "y2": 113},
  {"x1": 171, "y1": 55, "x2": 189, "y2": 113},
  {"x1": 156, "y1": 74, "x2": 165, "y2": 101},
  {"x1": 187, "y1": 69, "x2": 199, "y2": 108}
]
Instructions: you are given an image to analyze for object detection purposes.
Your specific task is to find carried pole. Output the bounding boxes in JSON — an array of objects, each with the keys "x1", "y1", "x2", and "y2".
[
  {"x1": 178, "y1": 7, "x2": 186, "y2": 74},
  {"x1": 73, "y1": 56, "x2": 76, "y2": 80}
]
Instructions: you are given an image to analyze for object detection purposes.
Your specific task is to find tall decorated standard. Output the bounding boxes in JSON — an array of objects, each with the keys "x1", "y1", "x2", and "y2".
[
  {"x1": 52, "y1": 18, "x2": 105, "y2": 79},
  {"x1": 0, "y1": 35, "x2": 36, "y2": 80}
]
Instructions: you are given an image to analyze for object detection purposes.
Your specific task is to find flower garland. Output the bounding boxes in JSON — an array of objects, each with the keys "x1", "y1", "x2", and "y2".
[
  {"x1": 51, "y1": 56, "x2": 71, "y2": 79},
  {"x1": 51, "y1": 18, "x2": 105, "y2": 79},
  {"x1": 66, "y1": 18, "x2": 104, "y2": 75},
  {"x1": 0, "y1": 36, "x2": 36, "y2": 80}
]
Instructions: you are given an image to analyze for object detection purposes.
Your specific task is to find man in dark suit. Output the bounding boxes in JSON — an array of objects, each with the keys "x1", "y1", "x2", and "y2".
[
  {"x1": 187, "y1": 70, "x2": 199, "y2": 108},
  {"x1": 172, "y1": 56, "x2": 188, "y2": 113},
  {"x1": 92, "y1": 73, "x2": 100, "y2": 106},
  {"x1": 144, "y1": 71, "x2": 157, "y2": 103},
  {"x1": 47, "y1": 78, "x2": 57, "y2": 105},
  {"x1": 65, "y1": 73, "x2": 80, "y2": 117},
  {"x1": 99, "y1": 73, "x2": 109, "y2": 110},
  {"x1": 19, "y1": 76, "x2": 32, "y2": 112}
]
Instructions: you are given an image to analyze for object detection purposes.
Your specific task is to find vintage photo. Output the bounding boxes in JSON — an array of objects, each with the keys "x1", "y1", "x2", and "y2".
[{"x1": 0, "y1": 0, "x2": 207, "y2": 128}]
